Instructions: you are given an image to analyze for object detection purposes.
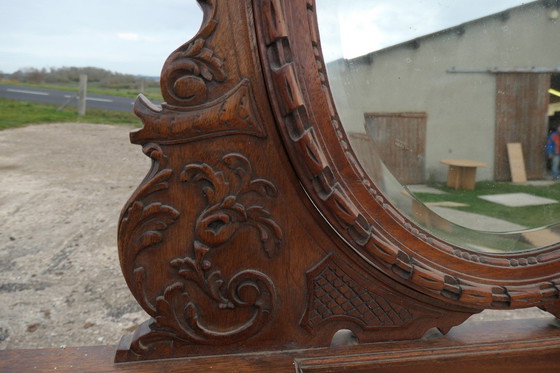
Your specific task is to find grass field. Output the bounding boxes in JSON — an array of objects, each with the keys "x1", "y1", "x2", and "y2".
[{"x1": 0, "y1": 98, "x2": 141, "y2": 130}]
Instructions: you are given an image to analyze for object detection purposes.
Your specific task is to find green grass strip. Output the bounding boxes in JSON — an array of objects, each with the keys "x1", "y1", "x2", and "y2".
[
  {"x1": 0, "y1": 98, "x2": 141, "y2": 130},
  {"x1": 4, "y1": 81, "x2": 163, "y2": 101}
]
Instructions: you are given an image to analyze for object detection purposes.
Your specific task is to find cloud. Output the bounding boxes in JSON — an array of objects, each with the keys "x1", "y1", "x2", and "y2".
[
  {"x1": 317, "y1": 0, "x2": 532, "y2": 61},
  {"x1": 117, "y1": 33, "x2": 140, "y2": 41},
  {"x1": 116, "y1": 32, "x2": 159, "y2": 43}
]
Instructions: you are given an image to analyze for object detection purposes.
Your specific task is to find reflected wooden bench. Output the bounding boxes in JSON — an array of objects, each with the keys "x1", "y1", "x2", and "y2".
[{"x1": 440, "y1": 159, "x2": 487, "y2": 190}]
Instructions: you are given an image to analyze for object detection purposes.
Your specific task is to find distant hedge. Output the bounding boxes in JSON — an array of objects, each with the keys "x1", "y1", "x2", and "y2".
[{"x1": 5, "y1": 66, "x2": 158, "y2": 90}]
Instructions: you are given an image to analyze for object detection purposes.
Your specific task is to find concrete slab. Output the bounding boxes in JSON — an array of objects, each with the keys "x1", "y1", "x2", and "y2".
[
  {"x1": 425, "y1": 201, "x2": 469, "y2": 207},
  {"x1": 478, "y1": 193, "x2": 557, "y2": 207},
  {"x1": 429, "y1": 206, "x2": 527, "y2": 232},
  {"x1": 406, "y1": 184, "x2": 447, "y2": 195},
  {"x1": 525, "y1": 180, "x2": 555, "y2": 187}
]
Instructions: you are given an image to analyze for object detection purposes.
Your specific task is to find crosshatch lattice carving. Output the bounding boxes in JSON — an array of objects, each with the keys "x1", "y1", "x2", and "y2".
[
  {"x1": 302, "y1": 257, "x2": 414, "y2": 331},
  {"x1": 300, "y1": 255, "x2": 447, "y2": 337}
]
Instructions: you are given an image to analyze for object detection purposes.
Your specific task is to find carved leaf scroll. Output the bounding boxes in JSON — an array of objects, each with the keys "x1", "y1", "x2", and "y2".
[
  {"x1": 161, "y1": 0, "x2": 226, "y2": 106},
  {"x1": 118, "y1": 143, "x2": 181, "y2": 315},
  {"x1": 119, "y1": 144, "x2": 180, "y2": 264}
]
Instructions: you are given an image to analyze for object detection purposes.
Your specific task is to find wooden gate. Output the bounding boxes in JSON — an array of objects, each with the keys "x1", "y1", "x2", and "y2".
[
  {"x1": 364, "y1": 112, "x2": 426, "y2": 185},
  {"x1": 495, "y1": 73, "x2": 550, "y2": 180}
]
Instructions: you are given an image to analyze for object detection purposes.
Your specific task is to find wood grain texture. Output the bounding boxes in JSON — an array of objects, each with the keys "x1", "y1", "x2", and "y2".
[
  {"x1": 2, "y1": 319, "x2": 560, "y2": 372},
  {"x1": 364, "y1": 112, "x2": 427, "y2": 184}
]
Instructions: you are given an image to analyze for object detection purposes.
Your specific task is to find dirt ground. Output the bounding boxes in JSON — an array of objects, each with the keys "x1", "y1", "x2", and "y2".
[{"x1": 0, "y1": 122, "x2": 551, "y2": 351}]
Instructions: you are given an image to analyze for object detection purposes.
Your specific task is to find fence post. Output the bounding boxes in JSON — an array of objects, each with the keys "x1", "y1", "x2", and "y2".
[{"x1": 78, "y1": 74, "x2": 87, "y2": 115}]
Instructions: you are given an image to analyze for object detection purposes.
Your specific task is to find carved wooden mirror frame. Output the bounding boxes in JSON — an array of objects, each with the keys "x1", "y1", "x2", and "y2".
[{"x1": 115, "y1": 0, "x2": 560, "y2": 362}]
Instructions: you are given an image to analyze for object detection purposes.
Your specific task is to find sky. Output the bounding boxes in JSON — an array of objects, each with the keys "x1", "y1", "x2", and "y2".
[
  {"x1": 0, "y1": 1, "x2": 534, "y2": 76},
  {"x1": 0, "y1": 0, "x2": 203, "y2": 77}
]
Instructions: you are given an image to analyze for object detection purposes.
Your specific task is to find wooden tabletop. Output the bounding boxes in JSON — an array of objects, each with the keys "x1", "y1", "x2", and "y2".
[{"x1": 440, "y1": 159, "x2": 488, "y2": 167}]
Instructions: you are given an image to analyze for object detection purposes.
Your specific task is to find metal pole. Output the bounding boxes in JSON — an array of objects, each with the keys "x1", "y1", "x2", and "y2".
[{"x1": 78, "y1": 74, "x2": 87, "y2": 115}]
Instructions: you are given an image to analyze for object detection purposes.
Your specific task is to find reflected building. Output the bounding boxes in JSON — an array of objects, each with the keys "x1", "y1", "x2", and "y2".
[{"x1": 327, "y1": 1, "x2": 560, "y2": 184}]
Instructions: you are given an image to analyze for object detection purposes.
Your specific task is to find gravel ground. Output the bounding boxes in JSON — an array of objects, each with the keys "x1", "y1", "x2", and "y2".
[
  {"x1": 0, "y1": 122, "x2": 551, "y2": 351},
  {"x1": 0, "y1": 123, "x2": 150, "y2": 350}
]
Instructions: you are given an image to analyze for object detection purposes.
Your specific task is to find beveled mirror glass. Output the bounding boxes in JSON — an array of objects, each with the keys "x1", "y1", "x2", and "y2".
[{"x1": 317, "y1": 0, "x2": 560, "y2": 252}]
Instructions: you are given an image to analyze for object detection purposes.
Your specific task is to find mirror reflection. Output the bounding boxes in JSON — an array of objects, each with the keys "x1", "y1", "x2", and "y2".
[{"x1": 317, "y1": 0, "x2": 560, "y2": 252}]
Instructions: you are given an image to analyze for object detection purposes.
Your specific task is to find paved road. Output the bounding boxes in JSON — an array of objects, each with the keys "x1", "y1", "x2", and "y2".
[{"x1": 0, "y1": 83, "x2": 146, "y2": 112}]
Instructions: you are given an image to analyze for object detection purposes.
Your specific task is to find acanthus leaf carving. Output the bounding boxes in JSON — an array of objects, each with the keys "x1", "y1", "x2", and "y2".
[
  {"x1": 120, "y1": 201, "x2": 181, "y2": 264},
  {"x1": 171, "y1": 241, "x2": 232, "y2": 308},
  {"x1": 129, "y1": 269, "x2": 277, "y2": 351},
  {"x1": 119, "y1": 144, "x2": 179, "y2": 266}
]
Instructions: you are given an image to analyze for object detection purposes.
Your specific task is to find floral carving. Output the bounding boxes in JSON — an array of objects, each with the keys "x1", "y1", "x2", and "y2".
[
  {"x1": 181, "y1": 153, "x2": 282, "y2": 258},
  {"x1": 120, "y1": 201, "x2": 180, "y2": 267},
  {"x1": 129, "y1": 153, "x2": 283, "y2": 353}
]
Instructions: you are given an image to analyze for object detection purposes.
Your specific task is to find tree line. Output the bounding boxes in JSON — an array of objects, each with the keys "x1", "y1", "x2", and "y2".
[{"x1": 3, "y1": 66, "x2": 158, "y2": 90}]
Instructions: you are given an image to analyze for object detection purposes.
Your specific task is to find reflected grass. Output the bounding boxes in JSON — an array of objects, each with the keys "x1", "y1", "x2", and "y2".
[{"x1": 414, "y1": 181, "x2": 560, "y2": 229}]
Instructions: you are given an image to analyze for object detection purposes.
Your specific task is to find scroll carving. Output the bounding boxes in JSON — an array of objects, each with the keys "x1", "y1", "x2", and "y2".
[
  {"x1": 116, "y1": 0, "x2": 290, "y2": 361},
  {"x1": 115, "y1": 0, "x2": 560, "y2": 364},
  {"x1": 132, "y1": 80, "x2": 266, "y2": 144},
  {"x1": 130, "y1": 0, "x2": 267, "y2": 145},
  {"x1": 160, "y1": 0, "x2": 225, "y2": 106},
  {"x1": 118, "y1": 143, "x2": 180, "y2": 313},
  {"x1": 131, "y1": 269, "x2": 276, "y2": 351}
]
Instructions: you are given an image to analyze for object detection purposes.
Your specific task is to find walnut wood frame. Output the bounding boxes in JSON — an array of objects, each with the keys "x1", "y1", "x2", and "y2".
[{"x1": 115, "y1": 0, "x2": 560, "y2": 364}]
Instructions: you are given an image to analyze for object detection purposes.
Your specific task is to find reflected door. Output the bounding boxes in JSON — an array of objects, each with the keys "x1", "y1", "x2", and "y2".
[
  {"x1": 365, "y1": 112, "x2": 426, "y2": 185},
  {"x1": 495, "y1": 73, "x2": 550, "y2": 180}
]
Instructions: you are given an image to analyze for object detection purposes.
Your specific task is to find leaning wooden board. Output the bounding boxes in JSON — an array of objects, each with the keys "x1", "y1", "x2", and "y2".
[{"x1": 507, "y1": 142, "x2": 527, "y2": 183}]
